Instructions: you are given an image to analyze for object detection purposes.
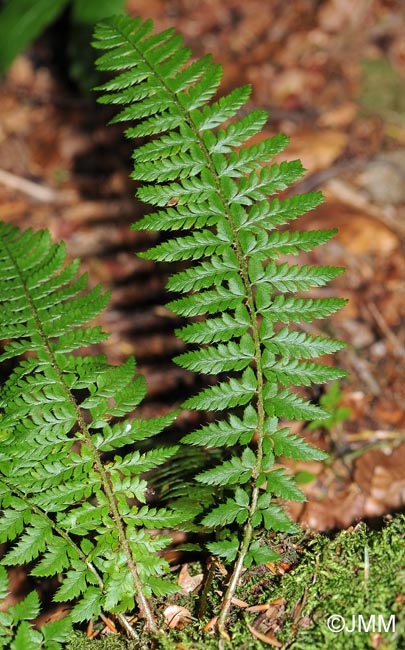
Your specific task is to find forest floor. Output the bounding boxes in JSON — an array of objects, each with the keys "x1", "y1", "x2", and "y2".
[{"x1": 0, "y1": 0, "x2": 404, "y2": 647}]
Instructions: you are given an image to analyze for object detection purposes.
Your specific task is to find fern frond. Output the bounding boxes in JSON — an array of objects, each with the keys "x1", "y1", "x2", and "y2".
[
  {"x1": 261, "y1": 325, "x2": 347, "y2": 358},
  {"x1": 268, "y1": 425, "x2": 328, "y2": 461},
  {"x1": 248, "y1": 228, "x2": 338, "y2": 260},
  {"x1": 94, "y1": 14, "x2": 347, "y2": 634},
  {"x1": 174, "y1": 333, "x2": 254, "y2": 374},
  {"x1": 168, "y1": 286, "x2": 241, "y2": 317},
  {"x1": 213, "y1": 133, "x2": 289, "y2": 177},
  {"x1": 133, "y1": 200, "x2": 221, "y2": 231},
  {"x1": 258, "y1": 295, "x2": 348, "y2": 322},
  {"x1": 263, "y1": 357, "x2": 347, "y2": 387},
  {"x1": 2, "y1": 517, "x2": 52, "y2": 566},
  {"x1": 196, "y1": 448, "x2": 255, "y2": 486},
  {"x1": 252, "y1": 261, "x2": 345, "y2": 292},
  {"x1": 183, "y1": 367, "x2": 257, "y2": 411},
  {"x1": 167, "y1": 252, "x2": 239, "y2": 292},
  {"x1": 264, "y1": 385, "x2": 329, "y2": 420},
  {"x1": 182, "y1": 405, "x2": 257, "y2": 447},
  {"x1": 207, "y1": 110, "x2": 268, "y2": 152},
  {"x1": 0, "y1": 222, "x2": 180, "y2": 634},
  {"x1": 140, "y1": 229, "x2": 227, "y2": 262},
  {"x1": 243, "y1": 192, "x2": 324, "y2": 229},
  {"x1": 201, "y1": 497, "x2": 247, "y2": 528},
  {"x1": 0, "y1": 566, "x2": 71, "y2": 650},
  {"x1": 176, "y1": 306, "x2": 250, "y2": 344}
]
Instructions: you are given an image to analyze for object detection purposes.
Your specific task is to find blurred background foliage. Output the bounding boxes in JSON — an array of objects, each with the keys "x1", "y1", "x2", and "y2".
[{"x1": 0, "y1": 0, "x2": 126, "y2": 90}]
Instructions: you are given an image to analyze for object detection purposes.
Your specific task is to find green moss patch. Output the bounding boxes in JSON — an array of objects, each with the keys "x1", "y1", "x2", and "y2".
[{"x1": 67, "y1": 515, "x2": 404, "y2": 650}]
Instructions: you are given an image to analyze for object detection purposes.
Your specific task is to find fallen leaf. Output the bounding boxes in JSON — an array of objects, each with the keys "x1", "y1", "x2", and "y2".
[
  {"x1": 164, "y1": 605, "x2": 192, "y2": 629},
  {"x1": 34, "y1": 604, "x2": 71, "y2": 629},
  {"x1": 275, "y1": 129, "x2": 348, "y2": 174},
  {"x1": 246, "y1": 603, "x2": 271, "y2": 613},
  {"x1": 203, "y1": 615, "x2": 218, "y2": 632},
  {"x1": 247, "y1": 598, "x2": 286, "y2": 613},
  {"x1": 318, "y1": 0, "x2": 370, "y2": 32},
  {"x1": 271, "y1": 68, "x2": 324, "y2": 109},
  {"x1": 86, "y1": 620, "x2": 93, "y2": 639},
  {"x1": 318, "y1": 102, "x2": 357, "y2": 128},
  {"x1": 373, "y1": 400, "x2": 404, "y2": 426},
  {"x1": 178, "y1": 564, "x2": 204, "y2": 594},
  {"x1": 247, "y1": 622, "x2": 283, "y2": 647},
  {"x1": 99, "y1": 613, "x2": 118, "y2": 634},
  {"x1": 307, "y1": 199, "x2": 399, "y2": 255},
  {"x1": 355, "y1": 443, "x2": 405, "y2": 516},
  {"x1": 230, "y1": 597, "x2": 249, "y2": 608}
]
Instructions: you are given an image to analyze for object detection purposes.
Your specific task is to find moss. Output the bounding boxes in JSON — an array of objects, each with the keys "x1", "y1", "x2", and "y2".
[
  {"x1": 67, "y1": 632, "x2": 135, "y2": 650},
  {"x1": 66, "y1": 515, "x2": 404, "y2": 649}
]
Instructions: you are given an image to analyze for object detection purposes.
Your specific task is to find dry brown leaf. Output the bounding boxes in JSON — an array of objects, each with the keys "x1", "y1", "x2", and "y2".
[
  {"x1": 34, "y1": 604, "x2": 71, "y2": 629},
  {"x1": 163, "y1": 605, "x2": 192, "y2": 629},
  {"x1": 99, "y1": 613, "x2": 118, "y2": 634},
  {"x1": 247, "y1": 622, "x2": 283, "y2": 647},
  {"x1": 86, "y1": 620, "x2": 93, "y2": 639},
  {"x1": 357, "y1": 157, "x2": 405, "y2": 205},
  {"x1": 318, "y1": 0, "x2": 370, "y2": 32},
  {"x1": 271, "y1": 68, "x2": 323, "y2": 108},
  {"x1": 373, "y1": 400, "x2": 404, "y2": 426},
  {"x1": 246, "y1": 603, "x2": 271, "y2": 613},
  {"x1": 0, "y1": 567, "x2": 26, "y2": 611},
  {"x1": 178, "y1": 564, "x2": 204, "y2": 594},
  {"x1": 247, "y1": 598, "x2": 286, "y2": 613},
  {"x1": 355, "y1": 443, "x2": 405, "y2": 516},
  {"x1": 274, "y1": 130, "x2": 348, "y2": 174},
  {"x1": 309, "y1": 199, "x2": 399, "y2": 255},
  {"x1": 318, "y1": 102, "x2": 357, "y2": 128},
  {"x1": 203, "y1": 615, "x2": 218, "y2": 632},
  {"x1": 230, "y1": 597, "x2": 249, "y2": 608},
  {"x1": 289, "y1": 440, "x2": 405, "y2": 530},
  {"x1": 290, "y1": 486, "x2": 366, "y2": 531}
]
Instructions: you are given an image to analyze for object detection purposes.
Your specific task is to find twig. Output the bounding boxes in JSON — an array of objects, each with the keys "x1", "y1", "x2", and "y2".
[
  {"x1": 290, "y1": 158, "x2": 365, "y2": 195},
  {"x1": 198, "y1": 559, "x2": 216, "y2": 620},
  {"x1": 300, "y1": 321, "x2": 381, "y2": 397},
  {"x1": 68, "y1": 198, "x2": 137, "y2": 223},
  {"x1": 116, "y1": 613, "x2": 140, "y2": 640},
  {"x1": 345, "y1": 347, "x2": 381, "y2": 397},
  {"x1": 368, "y1": 302, "x2": 405, "y2": 360},
  {"x1": 0, "y1": 168, "x2": 58, "y2": 202},
  {"x1": 324, "y1": 178, "x2": 405, "y2": 238}
]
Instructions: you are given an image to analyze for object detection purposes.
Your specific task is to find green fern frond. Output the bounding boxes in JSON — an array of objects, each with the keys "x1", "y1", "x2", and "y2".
[
  {"x1": 261, "y1": 325, "x2": 346, "y2": 358},
  {"x1": 94, "y1": 14, "x2": 348, "y2": 633},
  {"x1": 174, "y1": 333, "x2": 254, "y2": 374},
  {"x1": 183, "y1": 367, "x2": 257, "y2": 411},
  {"x1": 182, "y1": 405, "x2": 257, "y2": 448},
  {"x1": 258, "y1": 295, "x2": 348, "y2": 322},
  {"x1": 0, "y1": 565, "x2": 72, "y2": 650},
  {"x1": 270, "y1": 426, "x2": 329, "y2": 461},
  {"x1": 196, "y1": 449, "x2": 256, "y2": 487},
  {"x1": 0, "y1": 222, "x2": 181, "y2": 634},
  {"x1": 176, "y1": 305, "x2": 250, "y2": 344}
]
